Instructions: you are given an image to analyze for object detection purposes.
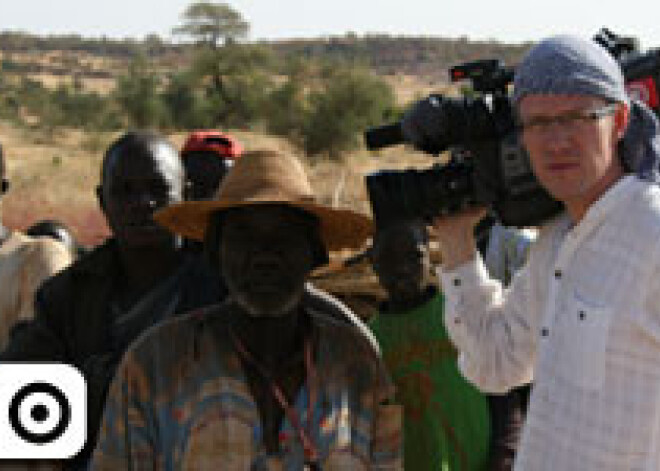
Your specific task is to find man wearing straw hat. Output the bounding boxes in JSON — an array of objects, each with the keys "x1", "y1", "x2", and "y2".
[{"x1": 91, "y1": 149, "x2": 402, "y2": 470}]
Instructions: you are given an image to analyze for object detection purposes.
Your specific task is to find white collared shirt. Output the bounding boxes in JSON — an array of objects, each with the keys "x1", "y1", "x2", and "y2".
[{"x1": 440, "y1": 175, "x2": 660, "y2": 470}]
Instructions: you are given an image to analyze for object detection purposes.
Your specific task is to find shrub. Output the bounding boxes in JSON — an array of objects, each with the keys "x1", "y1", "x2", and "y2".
[
  {"x1": 113, "y1": 57, "x2": 169, "y2": 128},
  {"x1": 301, "y1": 67, "x2": 397, "y2": 159},
  {"x1": 161, "y1": 72, "x2": 214, "y2": 129},
  {"x1": 264, "y1": 78, "x2": 308, "y2": 141},
  {"x1": 190, "y1": 44, "x2": 275, "y2": 128},
  {"x1": 49, "y1": 84, "x2": 120, "y2": 130}
]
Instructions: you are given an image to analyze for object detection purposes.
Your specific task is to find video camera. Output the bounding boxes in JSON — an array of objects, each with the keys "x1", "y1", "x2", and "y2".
[{"x1": 364, "y1": 29, "x2": 660, "y2": 228}]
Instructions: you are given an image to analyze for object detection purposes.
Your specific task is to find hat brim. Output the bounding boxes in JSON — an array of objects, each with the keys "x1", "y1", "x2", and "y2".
[{"x1": 154, "y1": 198, "x2": 373, "y2": 252}]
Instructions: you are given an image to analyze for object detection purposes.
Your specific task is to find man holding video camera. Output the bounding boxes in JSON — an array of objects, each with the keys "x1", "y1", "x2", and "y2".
[{"x1": 403, "y1": 35, "x2": 660, "y2": 469}]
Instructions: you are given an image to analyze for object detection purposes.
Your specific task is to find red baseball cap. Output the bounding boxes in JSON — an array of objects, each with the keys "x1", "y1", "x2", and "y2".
[{"x1": 181, "y1": 130, "x2": 243, "y2": 160}]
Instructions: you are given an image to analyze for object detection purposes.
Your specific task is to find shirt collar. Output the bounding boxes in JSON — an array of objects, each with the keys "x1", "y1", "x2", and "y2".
[
  {"x1": 572, "y1": 175, "x2": 640, "y2": 232},
  {"x1": 549, "y1": 175, "x2": 643, "y2": 253}
]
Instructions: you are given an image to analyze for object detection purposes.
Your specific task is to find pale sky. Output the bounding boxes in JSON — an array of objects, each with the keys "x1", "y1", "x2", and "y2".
[{"x1": 1, "y1": 0, "x2": 659, "y2": 49}]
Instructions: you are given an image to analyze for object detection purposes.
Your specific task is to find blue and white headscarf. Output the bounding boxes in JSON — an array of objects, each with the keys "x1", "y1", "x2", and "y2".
[{"x1": 512, "y1": 34, "x2": 660, "y2": 182}]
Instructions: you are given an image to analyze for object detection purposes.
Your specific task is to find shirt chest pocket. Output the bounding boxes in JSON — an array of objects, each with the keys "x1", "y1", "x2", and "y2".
[{"x1": 555, "y1": 295, "x2": 613, "y2": 391}]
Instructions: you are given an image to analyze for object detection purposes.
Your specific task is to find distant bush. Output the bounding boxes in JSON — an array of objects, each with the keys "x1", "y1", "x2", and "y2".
[
  {"x1": 215, "y1": 70, "x2": 272, "y2": 127},
  {"x1": 113, "y1": 57, "x2": 170, "y2": 128},
  {"x1": 264, "y1": 78, "x2": 308, "y2": 141},
  {"x1": 0, "y1": 77, "x2": 120, "y2": 130},
  {"x1": 161, "y1": 72, "x2": 215, "y2": 129},
  {"x1": 0, "y1": 35, "x2": 403, "y2": 158},
  {"x1": 49, "y1": 85, "x2": 121, "y2": 130},
  {"x1": 301, "y1": 67, "x2": 397, "y2": 159},
  {"x1": 190, "y1": 44, "x2": 275, "y2": 128},
  {"x1": 15, "y1": 77, "x2": 52, "y2": 114},
  {"x1": 1, "y1": 58, "x2": 23, "y2": 72}
]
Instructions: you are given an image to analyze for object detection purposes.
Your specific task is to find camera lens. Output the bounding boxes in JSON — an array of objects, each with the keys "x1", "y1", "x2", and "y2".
[{"x1": 9, "y1": 382, "x2": 72, "y2": 445}]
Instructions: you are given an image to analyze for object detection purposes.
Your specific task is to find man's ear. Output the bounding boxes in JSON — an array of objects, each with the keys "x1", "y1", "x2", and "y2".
[{"x1": 614, "y1": 102, "x2": 630, "y2": 141}]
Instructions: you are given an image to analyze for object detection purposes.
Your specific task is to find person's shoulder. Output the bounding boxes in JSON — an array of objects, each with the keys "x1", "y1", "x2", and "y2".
[
  {"x1": 304, "y1": 283, "x2": 381, "y2": 354},
  {"x1": 2, "y1": 233, "x2": 73, "y2": 291},
  {"x1": 20, "y1": 233, "x2": 73, "y2": 267},
  {"x1": 625, "y1": 179, "x2": 660, "y2": 233},
  {"x1": 127, "y1": 303, "x2": 229, "y2": 363},
  {"x1": 109, "y1": 305, "x2": 228, "y2": 396},
  {"x1": 639, "y1": 179, "x2": 660, "y2": 211},
  {"x1": 40, "y1": 241, "x2": 114, "y2": 283},
  {"x1": 33, "y1": 242, "x2": 119, "y2": 319},
  {"x1": 310, "y1": 308, "x2": 381, "y2": 362},
  {"x1": 628, "y1": 181, "x2": 660, "y2": 246}
]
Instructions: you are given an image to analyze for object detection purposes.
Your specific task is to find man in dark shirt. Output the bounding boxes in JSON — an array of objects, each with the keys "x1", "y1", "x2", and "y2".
[{"x1": 0, "y1": 131, "x2": 225, "y2": 468}]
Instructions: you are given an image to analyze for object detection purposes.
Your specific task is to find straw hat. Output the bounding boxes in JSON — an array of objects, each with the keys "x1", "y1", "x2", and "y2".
[{"x1": 154, "y1": 149, "x2": 373, "y2": 251}]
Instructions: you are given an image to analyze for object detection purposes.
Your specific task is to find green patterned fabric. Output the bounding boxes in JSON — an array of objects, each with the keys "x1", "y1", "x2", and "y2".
[{"x1": 369, "y1": 292, "x2": 491, "y2": 470}]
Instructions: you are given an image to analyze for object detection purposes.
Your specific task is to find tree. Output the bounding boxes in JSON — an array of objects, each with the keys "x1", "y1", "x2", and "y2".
[
  {"x1": 173, "y1": 3, "x2": 270, "y2": 126},
  {"x1": 113, "y1": 56, "x2": 169, "y2": 128},
  {"x1": 264, "y1": 78, "x2": 308, "y2": 140},
  {"x1": 302, "y1": 67, "x2": 397, "y2": 158},
  {"x1": 173, "y1": 2, "x2": 249, "y2": 48},
  {"x1": 162, "y1": 72, "x2": 214, "y2": 129},
  {"x1": 191, "y1": 43, "x2": 274, "y2": 126},
  {"x1": 49, "y1": 84, "x2": 119, "y2": 130}
]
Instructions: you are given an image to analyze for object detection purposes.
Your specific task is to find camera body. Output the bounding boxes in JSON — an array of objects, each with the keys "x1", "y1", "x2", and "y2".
[{"x1": 365, "y1": 59, "x2": 562, "y2": 227}]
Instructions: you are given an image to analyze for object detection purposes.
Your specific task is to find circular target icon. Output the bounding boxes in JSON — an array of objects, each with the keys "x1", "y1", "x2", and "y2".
[{"x1": 9, "y1": 382, "x2": 71, "y2": 445}]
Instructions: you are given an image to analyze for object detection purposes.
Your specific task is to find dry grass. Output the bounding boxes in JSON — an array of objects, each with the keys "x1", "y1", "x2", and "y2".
[
  {"x1": 25, "y1": 73, "x2": 117, "y2": 95},
  {"x1": 1, "y1": 50, "x2": 122, "y2": 95},
  {"x1": 3, "y1": 50, "x2": 121, "y2": 72},
  {"x1": 383, "y1": 74, "x2": 456, "y2": 105},
  {"x1": 0, "y1": 123, "x2": 112, "y2": 245}
]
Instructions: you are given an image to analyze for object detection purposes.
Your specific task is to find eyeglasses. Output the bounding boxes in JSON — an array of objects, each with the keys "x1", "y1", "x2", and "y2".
[{"x1": 518, "y1": 103, "x2": 619, "y2": 137}]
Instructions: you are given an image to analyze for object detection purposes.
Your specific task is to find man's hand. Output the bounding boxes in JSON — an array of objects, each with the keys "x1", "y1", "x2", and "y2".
[{"x1": 431, "y1": 207, "x2": 487, "y2": 270}]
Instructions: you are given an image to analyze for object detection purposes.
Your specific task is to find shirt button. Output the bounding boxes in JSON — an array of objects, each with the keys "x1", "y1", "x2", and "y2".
[
  {"x1": 454, "y1": 317, "x2": 461, "y2": 325},
  {"x1": 554, "y1": 269, "x2": 562, "y2": 279},
  {"x1": 579, "y1": 310, "x2": 586, "y2": 320},
  {"x1": 540, "y1": 327, "x2": 549, "y2": 337},
  {"x1": 453, "y1": 278, "x2": 461, "y2": 287}
]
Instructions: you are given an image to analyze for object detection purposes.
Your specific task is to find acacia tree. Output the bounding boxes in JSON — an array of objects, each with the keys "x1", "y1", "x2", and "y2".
[
  {"x1": 173, "y1": 2, "x2": 272, "y2": 127},
  {"x1": 191, "y1": 43, "x2": 274, "y2": 126},
  {"x1": 173, "y1": 2, "x2": 249, "y2": 49}
]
